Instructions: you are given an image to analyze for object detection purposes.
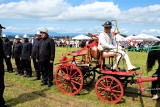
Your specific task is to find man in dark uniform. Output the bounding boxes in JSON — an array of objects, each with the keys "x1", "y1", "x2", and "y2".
[
  {"x1": 12, "y1": 35, "x2": 23, "y2": 75},
  {"x1": 0, "y1": 24, "x2": 6, "y2": 106},
  {"x1": 31, "y1": 31, "x2": 41, "y2": 80},
  {"x1": 21, "y1": 34, "x2": 32, "y2": 77},
  {"x1": 37, "y1": 28, "x2": 55, "y2": 87},
  {"x1": 2, "y1": 34, "x2": 13, "y2": 73}
]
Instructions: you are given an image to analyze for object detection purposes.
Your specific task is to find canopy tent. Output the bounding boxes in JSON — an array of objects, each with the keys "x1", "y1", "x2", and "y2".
[
  {"x1": 125, "y1": 35, "x2": 137, "y2": 41},
  {"x1": 72, "y1": 34, "x2": 92, "y2": 40},
  {"x1": 125, "y1": 34, "x2": 160, "y2": 41},
  {"x1": 135, "y1": 34, "x2": 160, "y2": 41}
]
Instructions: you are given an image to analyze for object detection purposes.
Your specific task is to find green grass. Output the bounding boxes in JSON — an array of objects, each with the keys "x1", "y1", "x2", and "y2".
[{"x1": 4, "y1": 47, "x2": 160, "y2": 107}]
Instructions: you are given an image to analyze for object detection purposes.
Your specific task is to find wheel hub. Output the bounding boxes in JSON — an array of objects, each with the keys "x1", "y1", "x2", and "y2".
[
  {"x1": 65, "y1": 74, "x2": 71, "y2": 81},
  {"x1": 105, "y1": 87, "x2": 111, "y2": 92}
]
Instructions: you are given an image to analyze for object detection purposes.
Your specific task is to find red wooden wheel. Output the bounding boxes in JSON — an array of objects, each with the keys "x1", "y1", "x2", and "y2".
[
  {"x1": 55, "y1": 63, "x2": 83, "y2": 95},
  {"x1": 95, "y1": 76, "x2": 124, "y2": 104}
]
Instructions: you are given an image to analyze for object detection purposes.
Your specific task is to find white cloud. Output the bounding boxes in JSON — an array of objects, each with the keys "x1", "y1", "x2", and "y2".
[
  {"x1": 54, "y1": 2, "x2": 120, "y2": 20},
  {"x1": 67, "y1": 26, "x2": 101, "y2": 33},
  {"x1": 0, "y1": 0, "x2": 70, "y2": 19},
  {"x1": 5, "y1": 26, "x2": 34, "y2": 33},
  {"x1": 119, "y1": 28, "x2": 129, "y2": 34},
  {"x1": 0, "y1": 0, "x2": 159, "y2": 24},
  {"x1": 0, "y1": 0, "x2": 120, "y2": 20},
  {"x1": 120, "y1": 5, "x2": 160, "y2": 24},
  {"x1": 0, "y1": 0, "x2": 160, "y2": 35},
  {"x1": 141, "y1": 29, "x2": 160, "y2": 36}
]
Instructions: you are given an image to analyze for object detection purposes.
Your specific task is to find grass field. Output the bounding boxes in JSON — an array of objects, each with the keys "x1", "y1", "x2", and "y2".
[{"x1": 4, "y1": 47, "x2": 160, "y2": 107}]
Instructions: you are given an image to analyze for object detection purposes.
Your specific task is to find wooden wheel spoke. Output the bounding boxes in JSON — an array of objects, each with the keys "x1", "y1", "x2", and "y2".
[
  {"x1": 111, "y1": 84, "x2": 119, "y2": 89},
  {"x1": 71, "y1": 79, "x2": 81, "y2": 86},
  {"x1": 71, "y1": 82, "x2": 78, "y2": 91},
  {"x1": 57, "y1": 73, "x2": 65, "y2": 77},
  {"x1": 111, "y1": 90, "x2": 121, "y2": 93},
  {"x1": 65, "y1": 84, "x2": 69, "y2": 91},
  {"x1": 109, "y1": 79, "x2": 114, "y2": 87},
  {"x1": 99, "y1": 81, "x2": 107, "y2": 88},
  {"x1": 71, "y1": 76, "x2": 81, "y2": 80},
  {"x1": 110, "y1": 95, "x2": 113, "y2": 101},
  {"x1": 69, "y1": 86, "x2": 73, "y2": 93},
  {"x1": 57, "y1": 78, "x2": 65, "y2": 82},
  {"x1": 104, "y1": 94, "x2": 109, "y2": 100},
  {"x1": 99, "y1": 90, "x2": 105, "y2": 96},
  {"x1": 111, "y1": 93, "x2": 118, "y2": 99},
  {"x1": 59, "y1": 68, "x2": 66, "y2": 75},
  {"x1": 64, "y1": 66, "x2": 69, "y2": 75},
  {"x1": 69, "y1": 65, "x2": 74, "y2": 75},
  {"x1": 71, "y1": 71, "x2": 79, "y2": 78},
  {"x1": 105, "y1": 78, "x2": 109, "y2": 86},
  {"x1": 98, "y1": 86, "x2": 105, "y2": 90},
  {"x1": 60, "y1": 82, "x2": 67, "y2": 89}
]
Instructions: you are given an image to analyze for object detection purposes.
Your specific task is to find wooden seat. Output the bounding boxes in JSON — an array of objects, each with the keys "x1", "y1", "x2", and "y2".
[{"x1": 99, "y1": 51, "x2": 117, "y2": 69}]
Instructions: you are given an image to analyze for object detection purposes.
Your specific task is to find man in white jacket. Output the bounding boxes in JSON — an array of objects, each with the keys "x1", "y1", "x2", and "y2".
[{"x1": 98, "y1": 21, "x2": 138, "y2": 71}]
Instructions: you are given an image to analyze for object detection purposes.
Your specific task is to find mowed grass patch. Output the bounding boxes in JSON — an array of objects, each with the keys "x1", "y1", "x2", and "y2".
[{"x1": 4, "y1": 47, "x2": 160, "y2": 107}]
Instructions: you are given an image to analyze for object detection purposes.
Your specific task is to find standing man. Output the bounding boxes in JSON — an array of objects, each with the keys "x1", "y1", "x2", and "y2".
[
  {"x1": 98, "y1": 21, "x2": 138, "y2": 71},
  {"x1": 37, "y1": 28, "x2": 55, "y2": 87},
  {"x1": 2, "y1": 34, "x2": 13, "y2": 73},
  {"x1": 0, "y1": 24, "x2": 6, "y2": 106},
  {"x1": 31, "y1": 31, "x2": 41, "y2": 80},
  {"x1": 12, "y1": 35, "x2": 23, "y2": 75},
  {"x1": 21, "y1": 34, "x2": 32, "y2": 77}
]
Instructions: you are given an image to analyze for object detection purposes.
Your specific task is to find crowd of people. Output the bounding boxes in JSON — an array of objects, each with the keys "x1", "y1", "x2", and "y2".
[{"x1": 55, "y1": 38, "x2": 157, "y2": 53}]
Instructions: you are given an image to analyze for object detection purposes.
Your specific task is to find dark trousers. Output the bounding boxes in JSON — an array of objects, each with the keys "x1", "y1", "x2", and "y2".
[
  {"x1": 0, "y1": 77, "x2": 5, "y2": 106},
  {"x1": 0, "y1": 62, "x2": 5, "y2": 106},
  {"x1": 15, "y1": 57, "x2": 22, "y2": 74},
  {"x1": 21, "y1": 59, "x2": 32, "y2": 76},
  {"x1": 32, "y1": 58, "x2": 41, "y2": 79},
  {"x1": 4, "y1": 56, "x2": 13, "y2": 72},
  {"x1": 151, "y1": 72, "x2": 160, "y2": 95},
  {"x1": 39, "y1": 61, "x2": 53, "y2": 84}
]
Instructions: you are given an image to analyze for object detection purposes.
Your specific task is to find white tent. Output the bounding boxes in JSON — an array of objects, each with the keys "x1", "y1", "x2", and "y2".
[
  {"x1": 125, "y1": 34, "x2": 160, "y2": 41},
  {"x1": 125, "y1": 35, "x2": 137, "y2": 41},
  {"x1": 72, "y1": 34, "x2": 92, "y2": 40},
  {"x1": 135, "y1": 34, "x2": 160, "y2": 41}
]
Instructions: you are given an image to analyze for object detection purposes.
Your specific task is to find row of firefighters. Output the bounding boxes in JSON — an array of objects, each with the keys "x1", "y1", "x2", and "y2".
[{"x1": 1, "y1": 28, "x2": 55, "y2": 87}]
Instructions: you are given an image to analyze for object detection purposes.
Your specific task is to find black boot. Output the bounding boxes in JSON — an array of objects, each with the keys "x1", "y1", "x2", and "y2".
[{"x1": 48, "y1": 82, "x2": 53, "y2": 87}]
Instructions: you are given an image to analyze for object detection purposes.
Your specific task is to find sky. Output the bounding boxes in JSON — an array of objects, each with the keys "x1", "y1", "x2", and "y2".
[{"x1": 0, "y1": 0, "x2": 160, "y2": 36}]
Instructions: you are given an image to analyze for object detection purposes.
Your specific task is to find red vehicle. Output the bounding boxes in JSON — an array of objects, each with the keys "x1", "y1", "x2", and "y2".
[{"x1": 54, "y1": 22, "x2": 158, "y2": 104}]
